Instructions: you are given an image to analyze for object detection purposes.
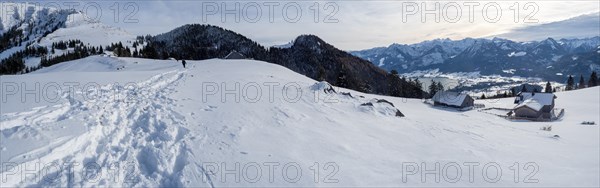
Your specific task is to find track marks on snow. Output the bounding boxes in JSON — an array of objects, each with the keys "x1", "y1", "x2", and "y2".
[{"x1": 1, "y1": 69, "x2": 198, "y2": 187}]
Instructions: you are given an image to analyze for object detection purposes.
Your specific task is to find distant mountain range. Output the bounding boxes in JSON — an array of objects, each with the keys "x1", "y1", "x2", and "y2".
[{"x1": 350, "y1": 37, "x2": 600, "y2": 81}]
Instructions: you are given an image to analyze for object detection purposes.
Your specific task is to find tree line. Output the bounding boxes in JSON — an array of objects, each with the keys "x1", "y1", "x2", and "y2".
[
  {"x1": 476, "y1": 71, "x2": 599, "y2": 99},
  {"x1": 41, "y1": 40, "x2": 105, "y2": 67},
  {"x1": 0, "y1": 45, "x2": 49, "y2": 74},
  {"x1": 565, "y1": 71, "x2": 599, "y2": 91},
  {"x1": 0, "y1": 40, "x2": 107, "y2": 75}
]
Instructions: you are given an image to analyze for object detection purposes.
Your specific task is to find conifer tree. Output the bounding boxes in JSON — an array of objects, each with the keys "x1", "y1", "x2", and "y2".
[
  {"x1": 566, "y1": 75, "x2": 575, "y2": 91},
  {"x1": 545, "y1": 81, "x2": 553, "y2": 93},
  {"x1": 578, "y1": 75, "x2": 586, "y2": 89},
  {"x1": 589, "y1": 71, "x2": 598, "y2": 87},
  {"x1": 428, "y1": 80, "x2": 438, "y2": 97}
]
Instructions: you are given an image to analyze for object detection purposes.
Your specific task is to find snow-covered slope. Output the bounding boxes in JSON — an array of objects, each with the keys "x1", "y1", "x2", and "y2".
[
  {"x1": 1, "y1": 57, "x2": 598, "y2": 187},
  {"x1": 36, "y1": 12, "x2": 134, "y2": 47},
  {"x1": 1, "y1": 2, "x2": 133, "y2": 46},
  {"x1": 0, "y1": 3, "x2": 134, "y2": 68}
]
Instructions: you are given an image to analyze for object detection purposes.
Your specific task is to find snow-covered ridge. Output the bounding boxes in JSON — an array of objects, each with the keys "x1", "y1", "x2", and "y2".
[
  {"x1": 1, "y1": 2, "x2": 66, "y2": 34},
  {"x1": 272, "y1": 40, "x2": 294, "y2": 49},
  {"x1": 0, "y1": 2, "x2": 133, "y2": 45},
  {"x1": 1, "y1": 2, "x2": 134, "y2": 68}
]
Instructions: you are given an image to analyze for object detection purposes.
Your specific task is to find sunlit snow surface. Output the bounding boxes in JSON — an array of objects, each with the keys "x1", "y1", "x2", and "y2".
[{"x1": 1, "y1": 57, "x2": 598, "y2": 187}]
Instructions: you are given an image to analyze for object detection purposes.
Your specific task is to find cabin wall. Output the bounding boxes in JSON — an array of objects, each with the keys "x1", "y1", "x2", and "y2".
[
  {"x1": 462, "y1": 97, "x2": 474, "y2": 108},
  {"x1": 515, "y1": 107, "x2": 541, "y2": 118}
]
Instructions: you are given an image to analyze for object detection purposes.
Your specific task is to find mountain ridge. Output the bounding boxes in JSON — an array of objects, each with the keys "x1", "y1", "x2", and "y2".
[
  {"x1": 139, "y1": 25, "x2": 424, "y2": 97},
  {"x1": 350, "y1": 36, "x2": 600, "y2": 81}
]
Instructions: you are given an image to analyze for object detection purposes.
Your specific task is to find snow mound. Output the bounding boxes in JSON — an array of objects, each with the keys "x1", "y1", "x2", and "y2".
[
  {"x1": 310, "y1": 81, "x2": 336, "y2": 93},
  {"x1": 360, "y1": 99, "x2": 405, "y2": 117}
]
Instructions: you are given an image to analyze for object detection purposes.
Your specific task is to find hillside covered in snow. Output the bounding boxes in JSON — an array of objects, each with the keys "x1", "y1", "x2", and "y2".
[
  {"x1": 1, "y1": 3, "x2": 599, "y2": 187},
  {"x1": 0, "y1": 2, "x2": 134, "y2": 73},
  {"x1": 1, "y1": 56, "x2": 598, "y2": 187}
]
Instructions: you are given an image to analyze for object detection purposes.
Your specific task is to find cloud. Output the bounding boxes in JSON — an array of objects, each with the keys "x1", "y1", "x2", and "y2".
[{"x1": 494, "y1": 12, "x2": 600, "y2": 41}]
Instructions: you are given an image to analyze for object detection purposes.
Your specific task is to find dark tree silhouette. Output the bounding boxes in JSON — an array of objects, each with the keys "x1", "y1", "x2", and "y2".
[
  {"x1": 545, "y1": 81, "x2": 553, "y2": 93},
  {"x1": 589, "y1": 71, "x2": 598, "y2": 87},
  {"x1": 578, "y1": 75, "x2": 586, "y2": 89},
  {"x1": 566, "y1": 75, "x2": 575, "y2": 91}
]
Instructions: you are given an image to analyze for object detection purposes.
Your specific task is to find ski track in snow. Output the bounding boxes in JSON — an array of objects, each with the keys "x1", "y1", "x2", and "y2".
[{"x1": 0, "y1": 68, "x2": 211, "y2": 187}]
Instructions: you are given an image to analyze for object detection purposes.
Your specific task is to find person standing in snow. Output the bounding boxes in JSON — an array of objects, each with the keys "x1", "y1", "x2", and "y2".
[{"x1": 181, "y1": 59, "x2": 187, "y2": 68}]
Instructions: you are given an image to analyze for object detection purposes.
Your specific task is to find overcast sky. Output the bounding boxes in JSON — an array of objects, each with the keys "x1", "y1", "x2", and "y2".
[{"x1": 10, "y1": 0, "x2": 600, "y2": 50}]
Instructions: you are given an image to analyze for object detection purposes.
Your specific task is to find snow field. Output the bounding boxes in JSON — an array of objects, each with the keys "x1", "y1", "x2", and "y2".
[{"x1": 0, "y1": 57, "x2": 598, "y2": 187}]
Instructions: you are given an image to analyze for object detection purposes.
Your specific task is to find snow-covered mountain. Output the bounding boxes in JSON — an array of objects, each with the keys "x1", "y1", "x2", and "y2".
[
  {"x1": 0, "y1": 3, "x2": 133, "y2": 45},
  {"x1": 0, "y1": 2, "x2": 134, "y2": 69},
  {"x1": 1, "y1": 56, "x2": 599, "y2": 187},
  {"x1": 140, "y1": 25, "x2": 423, "y2": 96},
  {"x1": 351, "y1": 37, "x2": 600, "y2": 81},
  {"x1": 3, "y1": 4, "x2": 420, "y2": 97}
]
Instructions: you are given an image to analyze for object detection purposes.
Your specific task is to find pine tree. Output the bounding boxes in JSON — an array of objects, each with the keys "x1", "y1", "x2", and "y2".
[
  {"x1": 336, "y1": 70, "x2": 348, "y2": 88},
  {"x1": 566, "y1": 75, "x2": 575, "y2": 91},
  {"x1": 387, "y1": 71, "x2": 402, "y2": 97},
  {"x1": 436, "y1": 82, "x2": 444, "y2": 92},
  {"x1": 545, "y1": 81, "x2": 553, "y2": 93},
  {"x1": 413, "y1": 78, "x2": 423, "y2": 98},
  {"x1": 317, "y1": 64, "x2": 326, "y2": 81},
  {"x1": 123, "y1": 47, "x2": 132, "y2": 57},
  {"x1": 428, "y1": 80, "x2": 438, "y2": 98},
  {"x1": 578, "y1": 75, "x2": 586, "y2": 89},
  {"x1": 480, "y1": 93, "x2": 486, "y2": 99},
  {"x1": 589, "y1": 71, "x2": 598, "y2": 87}
]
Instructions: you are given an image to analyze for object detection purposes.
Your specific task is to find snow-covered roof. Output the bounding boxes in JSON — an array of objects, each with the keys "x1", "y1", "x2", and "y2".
[
  {"x1": 514, "y1": 92, "x2": 556, "y2": 111},
  {"x1": 515, "y1": 99, "x2": 544, "y2": 111},
  {"x1": 432, "y1": 91, "x2": 470, "y2": 106},
  {"x1": 517, "y1": 92, "x2": 555, "y2": 106}
]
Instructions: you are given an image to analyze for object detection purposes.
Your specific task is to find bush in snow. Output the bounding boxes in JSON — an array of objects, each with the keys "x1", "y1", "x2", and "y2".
[{"x1": 541, "y1": 125, "x2": 552, "y2": 131}]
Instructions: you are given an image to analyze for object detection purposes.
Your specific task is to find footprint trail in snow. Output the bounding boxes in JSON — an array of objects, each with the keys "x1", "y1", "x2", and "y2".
[{"x1": 0, "y1": 69, "x2": 207, "y2": 187}]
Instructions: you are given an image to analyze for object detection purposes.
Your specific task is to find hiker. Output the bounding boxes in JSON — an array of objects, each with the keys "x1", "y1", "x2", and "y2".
[{"x1": 181, "y1": 59, "x2": 187, "y2": 68}]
